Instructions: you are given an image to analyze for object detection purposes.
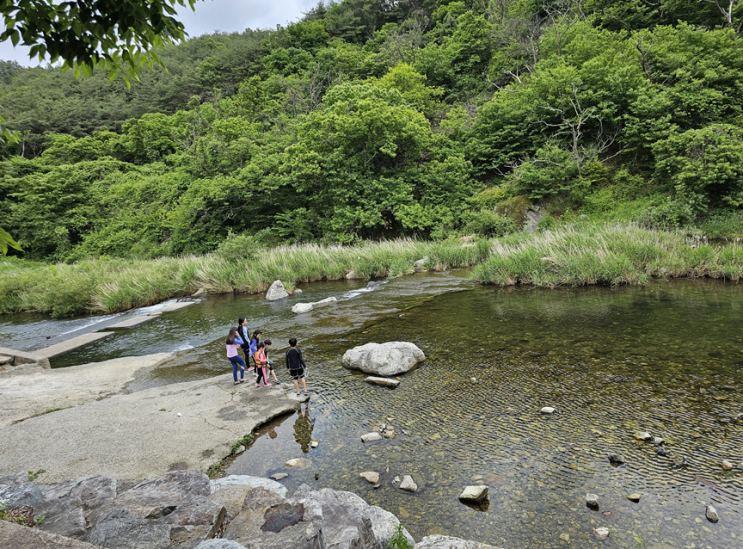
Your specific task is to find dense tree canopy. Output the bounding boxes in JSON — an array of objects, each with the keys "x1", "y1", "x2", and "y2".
[{"x1": 2, "y1": 0, "x2": 743, "y2": 260}]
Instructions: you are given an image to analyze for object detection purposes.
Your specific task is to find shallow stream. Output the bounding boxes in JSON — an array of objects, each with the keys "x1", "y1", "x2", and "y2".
[{"x1": 2, "y1": 273, "x2": 742, "y2": 548}]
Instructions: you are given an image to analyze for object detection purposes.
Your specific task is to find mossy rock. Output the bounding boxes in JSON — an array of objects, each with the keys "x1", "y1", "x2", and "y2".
[{"x1": 494, "y1": 195, "x2": 532, "y2": 228}]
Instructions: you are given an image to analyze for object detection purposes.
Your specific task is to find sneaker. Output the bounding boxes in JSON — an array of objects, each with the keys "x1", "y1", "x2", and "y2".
[
  {"x1": 264, "y1": 382, "x2": 272, "y2": 387},
  {"x1": 302, "y1": 390, "x2": 309, "y2": 396},
  {"x1": 248, "y1": 367, "x2": 255, "y2": 372},
  {"x1": 255, "y1": 383, "x2": 260, "y2": 387}
]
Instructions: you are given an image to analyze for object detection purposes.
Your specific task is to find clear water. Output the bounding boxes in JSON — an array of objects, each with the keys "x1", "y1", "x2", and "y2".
[{"x1": 2, "y1": 274, "x2": 742, "y2": 548}]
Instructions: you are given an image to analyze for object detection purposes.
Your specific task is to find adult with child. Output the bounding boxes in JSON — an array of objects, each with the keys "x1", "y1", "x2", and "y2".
[
  {"x1": 225, "y1": 327, "x2": 246, "y2": 385},
  {"x1": 286, "y1": 338, "x2": 309, "y2": 397},
  {"x1": 254, "y1": 341, "x2": 271, "y2": 387},
  {"x1": 237, "y1": 317, "x2": 253, "y2": 371}
]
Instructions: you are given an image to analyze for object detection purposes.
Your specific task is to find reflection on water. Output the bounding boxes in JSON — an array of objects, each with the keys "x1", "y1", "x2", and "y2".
[{"x1": 3, "y1": 274, "x2": 743, "y2": 547}]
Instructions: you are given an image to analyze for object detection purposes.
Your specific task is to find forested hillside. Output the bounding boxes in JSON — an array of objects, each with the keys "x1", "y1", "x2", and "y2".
[{"x1": 2, "y1": 0, "x2": 743, "y2": 261}]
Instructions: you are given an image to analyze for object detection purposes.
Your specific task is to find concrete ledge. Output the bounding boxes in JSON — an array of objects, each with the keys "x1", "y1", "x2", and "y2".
[
  {"x1": 364, "y1": 376, "x2": 401, "y2": 388},
  {"x1": 30, "y1": 332, "x2": 115, "y2": 360},
  {"x1": 108, "y1": 316, "x2": 158, "y2": 329},
  {"x1": 158, "y1": 301, "x2": 197, "y2": 313},
  {"x1": 0, "y1": 346, "x2": 42, "y2": 366}
]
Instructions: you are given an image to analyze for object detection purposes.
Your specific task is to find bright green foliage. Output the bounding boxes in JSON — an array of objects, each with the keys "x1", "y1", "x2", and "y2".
[{"x1": 1, "y1": 0, "x2": 743, "y2": 263}]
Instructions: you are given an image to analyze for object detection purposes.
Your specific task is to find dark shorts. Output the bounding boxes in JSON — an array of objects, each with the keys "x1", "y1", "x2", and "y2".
[{"x1": 289, "y1": 369, "x2": 305, "y2": 380}]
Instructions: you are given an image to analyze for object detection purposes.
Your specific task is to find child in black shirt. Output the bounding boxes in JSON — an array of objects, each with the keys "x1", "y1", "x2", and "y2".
[{"x1": 285, "y1": 338, "x2": 309, "y2": 397}]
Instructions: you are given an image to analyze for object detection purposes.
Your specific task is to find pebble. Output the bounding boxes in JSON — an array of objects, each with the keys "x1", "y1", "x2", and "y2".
[
  {"x1": 656, "y1": 447, "x2": 667, "y2": 457},
  {"x1": 399, "y1": 475, "x2": 418, "y2": 493},
  {"x1": 361, "y1": 432, "x2": 383, "y2": 443},
  {"x1": 634, "y1": 431, "x2": 652, "y2": 441},
  {"x1": 177, "y1": 413, "x2": 182, "y2": 417},
  {"x1": 608, "y1": 454, "x2": 625, "y2": 465},
  {"x1": 310, "y1": 440, "x2": 319, "y2": 448},
  {"x1": 586, "y1": 493, "x2": 599, "y2": 508},
  {"x1": 594, "y1": 527, "x2": 609, "y2": 540},
  {"x1": 626, "y1": 493, "x2": 641, "y2": 502},
  {"x1": 706, "y1": 505, "x2": 719, "y2": 523},
  {"x1": 540, "y1": 407, "x2": 555, "y2": 414},
  {"x1": 359, "y1": 471, "x2": 380, "y2": 484},
  {"x1": 721, "y1": 460, "x2": 734, "y2": 470},
  {"x1": 470, "y1": 377, "x2": 477, "y2": 383},
  {"x1": 458, "y1": 485, "x2": 489, "y2": 503},
  {"x1": 270, "y1": 473, "x2": 289, "y2": 481},
  {"x1": 235, "y1": 445, "x2": 245, "y2": 454},
  {"x1": 559, "y1": 534, "x2": 569, "y2": 542},
  {"x1": 652, "y1": 437, "x2": 665, "y2": 445}
]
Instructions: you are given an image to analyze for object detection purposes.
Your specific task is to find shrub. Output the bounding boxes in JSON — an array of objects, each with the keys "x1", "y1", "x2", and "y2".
[{"x1": 465, "y1": 210, "x2": 518, "y2": 237}]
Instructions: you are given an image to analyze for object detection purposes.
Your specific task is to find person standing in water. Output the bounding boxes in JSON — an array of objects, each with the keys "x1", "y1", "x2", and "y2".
[
  {"x1": 263, "y1": 339, "x2": 280, "y2": 383},
  {"x1": 254, "y1": 341, "x2": 271, "y2": 387},
  {"x1": 225, "y1": 327, "x2": 245, "y2": 385},
  {"x1": 237, "y1": 318, "x2": 252, "y2": 371},
  {"x1": 285, "y1": 338, "x2": 309, "y2": 397},
  {"x1": 249, "y1": 330, "x2": 262, "y2": 372}
]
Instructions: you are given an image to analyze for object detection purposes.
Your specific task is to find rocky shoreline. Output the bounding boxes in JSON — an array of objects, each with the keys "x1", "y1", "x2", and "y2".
[{"x1": 0, "y1": 354, "x2": 499, "y2": 548}]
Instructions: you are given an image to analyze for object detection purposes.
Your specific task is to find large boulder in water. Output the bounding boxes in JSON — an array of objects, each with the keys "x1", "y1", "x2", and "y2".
[
  {"x1": 342, "y1": 342, "x2": 425, "y2": 376},
  {"x1": 265, "y1": 280, "x2": 289, "y2": 301}
]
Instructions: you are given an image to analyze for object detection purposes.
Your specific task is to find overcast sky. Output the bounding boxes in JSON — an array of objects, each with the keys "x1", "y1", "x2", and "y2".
[{"x1": 0, "y1": 0, "x2": 320, "y2": 66}]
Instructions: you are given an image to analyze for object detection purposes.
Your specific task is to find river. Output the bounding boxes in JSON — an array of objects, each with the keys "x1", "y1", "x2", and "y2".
[{"x1": 1, "y1": 271, "x2": 742, "y2": 548}]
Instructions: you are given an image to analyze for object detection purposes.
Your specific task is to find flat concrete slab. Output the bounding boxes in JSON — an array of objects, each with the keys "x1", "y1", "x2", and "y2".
[
  {"x1": 107, "y1": 315, "x2": 158, "y2": 329},
  {"x1": 0, "y1": 520, "x2": 103, "y2": 549},
  {"x1": 158, "y1": 301, "x2": 197, "y2": 313},
  {"x1": 31, "y1": 332, "x2": 115, "y2": 359},
  {"x1": 0, "y1": 364, "x2": 301, "y2": 483},
  {"x1": 364, "y1": 376, "x2": 401, "y2": 388},
  {"x1": 0, "y1": 353, "x2": 173, "y2": 429},
  {"x1": 0, "y1": 346, "x2": 43, "y2": 366}
]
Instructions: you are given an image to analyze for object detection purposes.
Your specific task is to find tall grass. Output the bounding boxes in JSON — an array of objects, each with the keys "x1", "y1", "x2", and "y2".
[
  {"x1": 473, "y1": 224, "x2": 743, "y2": 287},
  {"x1": 0, "y1": 238, "x2": 490, "y2": 317}
]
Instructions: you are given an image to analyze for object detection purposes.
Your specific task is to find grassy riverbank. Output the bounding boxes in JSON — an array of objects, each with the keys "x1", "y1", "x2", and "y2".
[
  {"x1": 473, "y1": 224, "x2": 743, "y2": 286},
  {"x1": 0, "y1": 238, "x2": 490, "y2": 317}
]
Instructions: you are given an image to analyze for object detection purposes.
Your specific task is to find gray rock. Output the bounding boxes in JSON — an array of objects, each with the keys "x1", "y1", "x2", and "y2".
[
  {"x1": 270, "y1": 473, "x2": 289, "y2": 481},
  {"x1": 523, "y1": 210, "x2": 543, "y2": 232},
  {"x1": 721, "y1": 460, "x2": 734, "y2": 470},
  {"x1": 34, "y1": 500, "x2": 87, "y2": 538},
  {"x1": 540, "y1": 407, "x2": 555, "y2": 414},
  {"x1": 314, "y1": 297, "x2": 337, "y2": 305},
  {"x1": 210, "y1": 475, "x2": 287, "y2": 499},
  {"x1": 634, "y1": 431, "x2": 652, "y2": 441},
  {"x1": 342, "y1": 342, "x2": 425, "y2": 376},
  {"x1": 127, "y1": 470, "x2": 211, "y2": 498},
  {"x1": 361, "y1": 432, "x2": 383, "y2": 443},
  {"x1": 0, "y1": 519, "x2": 101, "y2": 549},
  {"x1": 608, "y1": 454, "x2": 625, "y2": 465},
  {"x1": 416, "y1": 535, "x2": 499, "y2": 548},
  {"x1": 359, "y1": 472, "x2": 380, "y2": 484},
  {"x1": 192, "y1": 288, "x2": 206, "y2": 297},
  {"x1": 366, "y1": 281, "x2": 382, "y2": 291},
  {"x1": 652, "y1": 437, "x2": 665, "y2": 446},
  {"x1": 265, "y1": 280, "x2": 289, "y2": 301},
  {"x1": 82, "y1": 509, "x2": 172, "y2": 549},
  {"x1": 414, "y1": 257, "x2": 429, "y2": 272},
  {"x1": 0, "y1": 355, "x2": 11, "y2": 365},
  {"x1": 364, "y1": 376, "x2": 400, "y2": 388},
  {"x1": 706, "y1": 505, "x2": 719, "y2": 522},
  {"x1": 0, "y1": 471, "x2": 30, "y2": 489},
  {"x1": 292, "y1": 303, "x2": 314, "y2": 315},
  {"x1": 196, "y1": 541, "x2": 248, "y2": 549},
  {"x1": 209, "y1": 486, "x2": 255, "y2": 521},
  {"x1": 40, "y1": 475, "x2": 117, "y2": 514},
  {"x1": 656, "y1": 447, "x2": 667, "y2": 457},
  {"x1": 459, "y1": 486, "x2": 488, "y2": 503},
  {"x1": 585, "y1": 493, "x2": 599, "y2": 508},
  {"x1": 594, "y1": 527, "x2": 609, "y2": 540},
  {"x1": 0, "y1": 481, "x2": 44, "y2": 507},
  {"x1": 331, "y1": 489, "x2": 415, "y2": 548},
  {"x1": 399, "y1": 475, "x2": 418, "y2": 493},
  {"x1": 293, "y1": 289, "x2": 303, "y2": 295},
  {"x1": 235, "y1": 445, "x2": 245, "y2": 454}
]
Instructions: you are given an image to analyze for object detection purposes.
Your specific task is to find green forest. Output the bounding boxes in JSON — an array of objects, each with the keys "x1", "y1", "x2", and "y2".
[{"x1": 2, "y1": 0, "x2": 743, "y2": 262}]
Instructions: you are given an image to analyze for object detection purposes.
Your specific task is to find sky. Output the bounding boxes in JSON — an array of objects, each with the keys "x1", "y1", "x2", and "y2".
[{"x1": 0, "y1": 0, "x2": 320, "y2": 66}]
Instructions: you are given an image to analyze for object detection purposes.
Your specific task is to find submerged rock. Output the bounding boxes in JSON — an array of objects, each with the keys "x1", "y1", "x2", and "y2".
[
  {"x1": 634, "y1": 431, "x2": 652, "y2": 441},
  {"x1": 721, "y1": 460, "x2": 734, "y2": 470},
  {"x1": 706, "y1": 505, "x2": 719, "y2": 523},
  {"x1": 359, "y1": 472, "x2": 380, "y2": 484},
  {"x1": 594, "y1": 527, "x2": 609, "y2": 540},
  {"x1": 342, "y1": 342, "x2": 425, "y2": 376},
  {"x1": 361, "y1": 432, "x2": 383, "y2": 443},
  {"x1": 265, "y1": 280, "x2": 289, "y2": 301},
  {"x1": 399, "y1": 475, "x2": 418, "y2": 493},
  {"x1": 656, "y1": 447, "x2": 667, "y2": 457},
  {"x1": 585, "y1": 493, "x2": 599, "y2": 508},
  {"x1": 652, "y1": 437, "x2": 665, "y2": 446},
  {"x1": 459, "y1": 485, "x2": 489, "y2": 503},
  {"x1": 540, "y1": 407, "x2": 555, "y2": 414},
  {"x1": 626, "y1": 493, "x2": 641, "y2": 502},
  {"x1": 269, "y1": 473, "x2": 289, "y2": 481},
  {"x1": 608, "y1": 454, "x2": 625, "y2": 465}
]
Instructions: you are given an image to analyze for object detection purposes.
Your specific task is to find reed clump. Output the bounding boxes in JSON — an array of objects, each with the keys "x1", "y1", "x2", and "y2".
[
  {"x1": 0, "y1": 238, "x2": 490, "y2": 317},
  {"x1": 473, "y1": 224, "x2": 743, "y2": 287}
]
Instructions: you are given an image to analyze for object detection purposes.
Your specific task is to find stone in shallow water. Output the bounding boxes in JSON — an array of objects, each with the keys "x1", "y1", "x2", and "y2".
[
  {"x1": 653, "y1": 437, "x2": 665, "y2": 446},
  {"x1": 540, "y1": 407, "x2": 555, "y2": 414},
  {"x1": 594, "y1": 527, "x2": 609, "y2": 540},
  {"x1": 364, "y1": 376, "x2": 401, "y2": 388},
  {"x1": 608, "y1": 454, "x2": 625, "y2": 465},
  {"x1": 265, "y1": 280, "x2": 289, "y2": 301},
  {"x1": 361, "y1": 432, "x2": 383, "y2": 443},
  {"x1": 721, "y1": 460, "x2": 734, "y2": 470},
  {"x1": 634, "y1": 431, "x2": 652, "y2": 441},
  {"x1": 585, "y1": 493, "x2": 599, "y2": 508},
  {"x1": 359, "y1": 472, "x2": 380, "y2": 484},
  {"x1": 656, "y1": 447, "x2": 667, "y2": 457},
  {"x1": 459, "y1": 485, "x2": 488, "y2": 503},
  {"x1": 270, "y1": 473, "x2": 289, "y2": 481},
  {"x1": 706, "y1": 505, "x2": 719, "y2": 522},
  {"x1": 399, "y1": 475, "x2": 418, "y2": 493},
  {"x1": 285, "y1": 458, "x2": 310, "y2": 469},
  {"x1": 626, "y1": 493, "x2": 641, "y2": 502}
]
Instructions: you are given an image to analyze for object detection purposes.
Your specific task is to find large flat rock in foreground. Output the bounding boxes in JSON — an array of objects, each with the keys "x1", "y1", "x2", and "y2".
[
  {"x1": 0, "y1": 370, "x2": 300, "y2": 484},
  {"x1": 0, "y1": 353, "x2": 173, "y2": 429}
]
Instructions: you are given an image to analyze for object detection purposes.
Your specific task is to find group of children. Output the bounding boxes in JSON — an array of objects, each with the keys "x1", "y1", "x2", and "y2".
[{"x1": 225, "y1": 317, "x2": 309, "y2": 397}]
